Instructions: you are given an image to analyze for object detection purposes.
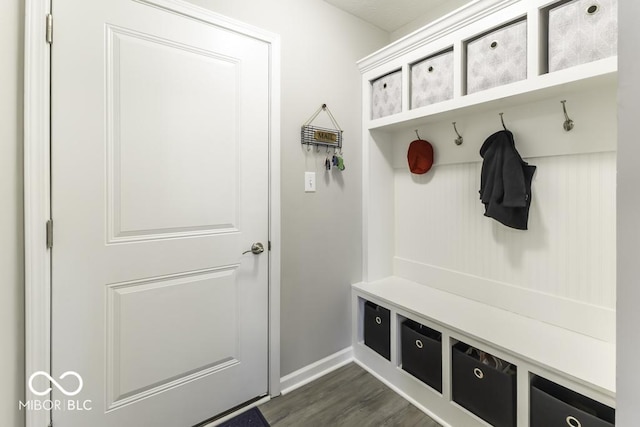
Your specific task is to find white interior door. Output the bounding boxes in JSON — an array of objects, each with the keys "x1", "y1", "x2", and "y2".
[{"x1": 51, "y1": 0, "x2": 271, "y2": 425}]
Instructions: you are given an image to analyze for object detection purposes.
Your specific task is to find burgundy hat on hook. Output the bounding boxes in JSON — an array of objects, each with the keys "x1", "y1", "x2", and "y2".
[{"x1": 407, "y1": 132, "x2": 434, "y2": 174}]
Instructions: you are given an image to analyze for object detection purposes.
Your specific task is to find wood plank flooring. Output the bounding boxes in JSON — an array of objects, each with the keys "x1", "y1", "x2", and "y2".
[{"x1": 259, "y1": 363, "x2": 442, "y2": 427}]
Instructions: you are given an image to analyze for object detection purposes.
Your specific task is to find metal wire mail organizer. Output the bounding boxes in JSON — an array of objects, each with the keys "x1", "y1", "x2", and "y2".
[{"x1": 301, "y1": 104, "x2": 343, "y2": 152}]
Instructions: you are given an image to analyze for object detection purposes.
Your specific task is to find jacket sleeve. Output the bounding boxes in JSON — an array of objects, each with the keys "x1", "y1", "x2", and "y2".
[
  {"x1": 479, "y1": 156, "x2": 494, "y2": 203},
  {"x1": 501, "y1": 148, "x2": 527, "y2": 207}
]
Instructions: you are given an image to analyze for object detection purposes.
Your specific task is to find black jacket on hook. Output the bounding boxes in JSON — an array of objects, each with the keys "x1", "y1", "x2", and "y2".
[{"x1": 479, "y1": 130, "x2": 536, "y2": 230}]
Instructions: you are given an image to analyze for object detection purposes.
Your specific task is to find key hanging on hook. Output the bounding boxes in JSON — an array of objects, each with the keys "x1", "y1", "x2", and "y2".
[
  {"x1": 561, "y1": 100, "x2": 574, "y2": 132},
  {"x1": 452, "y1": 122, "x2": 463, "y2": 146}
]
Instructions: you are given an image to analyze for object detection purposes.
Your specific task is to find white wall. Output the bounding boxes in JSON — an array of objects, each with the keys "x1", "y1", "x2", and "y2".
[
  {"x1": 184, "y1": 0, "x2": 388, "y2": 376},
  {"x1": 616, "y1": 1, "x2": 640, "y2": 424},
  {"x1": 392, "y1": 149, "x2": 616, "y2": 341},
  {"x1": 388, "y1": 104, "x2": 618, "y2": 342},
  {"x1": 0, "y1": 0, "x2": 25, "y2": 426},
  {"x1": 394, "y1": 150, "x2": 616, "y2": 303}
]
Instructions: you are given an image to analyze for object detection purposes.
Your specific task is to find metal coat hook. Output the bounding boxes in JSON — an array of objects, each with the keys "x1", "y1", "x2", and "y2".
[
  {"x1": 415, "y1": 129, "x2": 422, "y2": 140},
  {"x1": 452, "y1": 122, "x2": 463, "y2": 146},
  {"x1": 561, "y1": 100, "x2": 574, "y2": 132},
  {"x1": 499, "y1": 112, "x2": 508, "y2": 131}
]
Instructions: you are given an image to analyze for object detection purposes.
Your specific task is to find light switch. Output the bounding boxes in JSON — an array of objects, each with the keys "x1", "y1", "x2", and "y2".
[{"x1": 305, "y1": 172, "x2": 316, "y2": 192}]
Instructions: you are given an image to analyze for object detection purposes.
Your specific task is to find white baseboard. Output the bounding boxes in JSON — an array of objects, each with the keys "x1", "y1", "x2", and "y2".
[{"x1": 279, "y1": 347, "x2": 354, "y2": 395}]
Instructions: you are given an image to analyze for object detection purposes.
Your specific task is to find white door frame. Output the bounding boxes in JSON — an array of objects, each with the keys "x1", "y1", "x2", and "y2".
[{"x1": 23, "y1": 1, "x2": 281, "y2": 426}]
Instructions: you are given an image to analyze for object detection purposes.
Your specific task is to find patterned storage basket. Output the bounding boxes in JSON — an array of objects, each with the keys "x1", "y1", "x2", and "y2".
[
  {"x1": 371, "y1": 70, "x2": 402, "y2": 119},
  {"x1": 466, "y1": 20, "x2": 527, "y2": 94},
  {"x1": 548, "y1": 0, "x2": 618, "y2": 72},
  {"x1": 411, "y1": 49, "x2": 454, "y2": 109}
]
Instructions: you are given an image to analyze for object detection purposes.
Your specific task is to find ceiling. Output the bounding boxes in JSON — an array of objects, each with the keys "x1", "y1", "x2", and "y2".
[{"x1": 322, "y1": 0, "x2": 452, "y2": 33}]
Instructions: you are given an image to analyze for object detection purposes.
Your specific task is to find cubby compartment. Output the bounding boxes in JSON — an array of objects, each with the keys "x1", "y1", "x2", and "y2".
[
  {"x1": 466, "y1": 18, "x2": 527, "y2": 94},
  {"x1": 530, "y1": 376, "x2": 615, "y2": 427},
  {"x1": 452, "y1": 341, "x2": 517, "y2": 427},
  {"x1": 547, "y1": 0, "x2": 618, "y2": 73},
  {"x1": 400, "y1": 318, "x2": 442, "y2": 392},
  {"x1": 371, "y1": 70, "x2": 402, "y2": 119},
  {"x1": 411, "y1": 48, "x2": 454, "y2": 109},
  {"x1": 363, "y1": 301, "x2": 391, "y2": 360}
]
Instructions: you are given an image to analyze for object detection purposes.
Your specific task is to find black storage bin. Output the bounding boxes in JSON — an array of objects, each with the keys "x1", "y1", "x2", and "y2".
[
  {"x1": 363, "y1": 301, "x2": 390, "y2": 360},
  {"x1": 530, "y1": 376, "x2": 615, "y2": 427},
  {"x1": 401, "y1": 319, "x2": 442, "y2": 392},
  {"x1": 452, "y1": 342, "x2": 517, "y2": 427}
]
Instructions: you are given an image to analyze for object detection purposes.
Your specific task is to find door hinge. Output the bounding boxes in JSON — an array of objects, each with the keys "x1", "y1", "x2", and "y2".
[
  {"x1": 46, "y1": 14, "x2": 53, "y2": 44},
  {"x1": 46, "y1": 219, "x2": 53, "y2": 249},
  {"x1": 268, "y1": 241, "x2": 271, "y2": 251}
]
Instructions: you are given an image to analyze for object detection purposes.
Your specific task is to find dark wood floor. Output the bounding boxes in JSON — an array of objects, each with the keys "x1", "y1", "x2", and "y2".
[{"x1": 259, "y1": 363, "x2": 442, "y2": 427}]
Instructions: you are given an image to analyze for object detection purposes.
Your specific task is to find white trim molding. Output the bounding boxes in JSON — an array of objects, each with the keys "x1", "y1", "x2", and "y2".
[
  {"x1": 394, "y1": 257, "x2": 616, "y2": 343},
  {"x1": 279, "y1": 347, "x2": 354, "y2": 395},
  {"x1": 24, "y1": 1, "x2": 52, "y2": 427},
  {"x1": 357, "y1": 0, "x2": 520, "y2": 73},
  {"x1": 23, "y1": 1, "x2": 281, "y2": 426},
  {"x1": 267, "y1": 29, "x2": 282, "y2": 398}
]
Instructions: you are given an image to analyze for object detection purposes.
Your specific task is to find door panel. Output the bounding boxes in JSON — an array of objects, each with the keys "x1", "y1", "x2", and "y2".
[
  {"x1": 107, "y1": 25, "x2": 241, "y2": 240},
  {"x1": 52, "y1": 0, "x2": 271, "y2": 425},
  {"x1": 106, "y1": 267, "x2": 240, "y2": 409}
]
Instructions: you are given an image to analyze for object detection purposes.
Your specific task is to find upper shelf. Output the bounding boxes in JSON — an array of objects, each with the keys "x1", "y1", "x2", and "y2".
[
  {"x1": 359, "y1": 0, "x2": 618, "y2": 149},
  {"x1": 367, "y1": 56, "x2": 617, "y2": 133}
]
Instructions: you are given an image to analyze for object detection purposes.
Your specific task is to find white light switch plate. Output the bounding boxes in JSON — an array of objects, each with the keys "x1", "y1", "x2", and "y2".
[{"x1": 305, "y1": 172, "x2": 316, "y2": 192}]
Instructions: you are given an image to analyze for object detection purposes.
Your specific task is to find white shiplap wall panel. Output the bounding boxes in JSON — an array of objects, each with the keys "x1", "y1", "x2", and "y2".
[{"x1": 395, "y1": 151, "x2": 616, "y2": 309}]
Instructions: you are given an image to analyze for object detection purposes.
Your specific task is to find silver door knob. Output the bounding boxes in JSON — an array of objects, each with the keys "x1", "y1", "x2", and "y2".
[{"x1": 242, "y1": 242, "x2": 264, "y2": 255}]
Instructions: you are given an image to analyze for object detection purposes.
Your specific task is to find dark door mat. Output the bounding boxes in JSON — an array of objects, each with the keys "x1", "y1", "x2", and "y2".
[{"x1": 218, "y1": 407, "x2": 270, "y2": 427}]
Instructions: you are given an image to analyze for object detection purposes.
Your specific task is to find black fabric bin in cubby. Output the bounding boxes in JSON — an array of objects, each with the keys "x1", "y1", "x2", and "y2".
[
  {"x1": 530, "y1": 376, "x2": 615, "y2": 427},
  {"x1": 401, "y1": 319, "x2": 442, "y2": 392},
  {"x1": 452, "y1": 342, "x2": 517, "y2": 427},
  {"x1": 364, "y1": 301, "x2": 390, "y2": 360}
]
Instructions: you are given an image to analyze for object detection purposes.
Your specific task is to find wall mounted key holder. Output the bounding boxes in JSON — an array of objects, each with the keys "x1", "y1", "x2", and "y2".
[
  {"x1": 301, "y1": 104, "x2": 344, "y2": 152},
  {"x1": 302, "y1": 104, "x2": 345, "y2": 171}
]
